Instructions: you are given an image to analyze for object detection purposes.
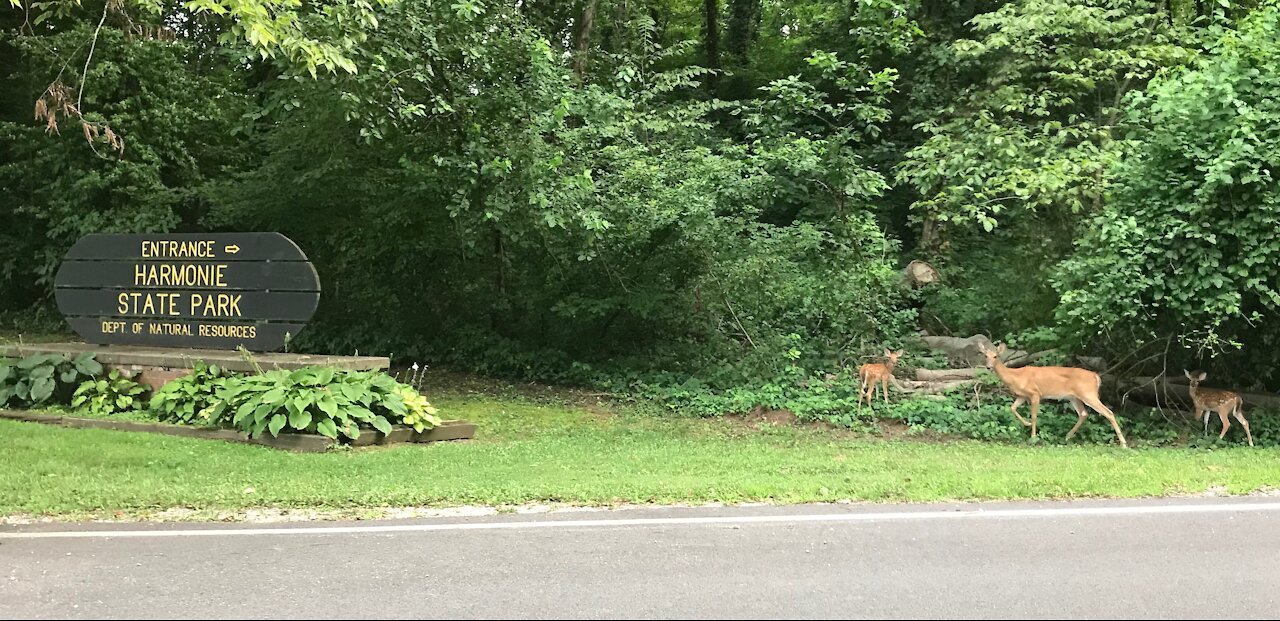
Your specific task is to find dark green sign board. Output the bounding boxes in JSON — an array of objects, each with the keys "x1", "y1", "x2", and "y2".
[{"x1": 54, "y1": 233, "x2": 320, "y2": 351}]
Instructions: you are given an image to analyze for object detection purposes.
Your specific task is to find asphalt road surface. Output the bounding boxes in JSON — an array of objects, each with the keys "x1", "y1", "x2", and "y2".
[{"x1": 3, "y1": 497, "x2": 1279, "y2": 619}]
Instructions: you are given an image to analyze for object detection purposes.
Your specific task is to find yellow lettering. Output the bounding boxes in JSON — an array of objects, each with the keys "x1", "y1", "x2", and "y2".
[
  {"x1": 133, "y1": 264, "x2": 145, "y2": 285},
  {"x1": 141, "y1": 294, "x2": 155, "y2": 315},
  {"x1": 187, "y1": 293, "x2": 242, "y2": 317},
  {"x1": 117, "y1": 293, "x2": 128, "y2": 314},
  {"x1": 216, "y1": 265, "x2": 227, "y2": 287},
  {"x1": 164, "y1": 293, "x2": 181, "y2": 316},
  {"x1": 143, "y1": 240, "x2": 219, "y2": 259}
]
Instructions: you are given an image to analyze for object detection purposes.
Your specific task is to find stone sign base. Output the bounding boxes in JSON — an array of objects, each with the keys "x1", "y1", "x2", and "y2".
[{"x1": 0, "y1": 342, "x2": 389, "y2": 391}]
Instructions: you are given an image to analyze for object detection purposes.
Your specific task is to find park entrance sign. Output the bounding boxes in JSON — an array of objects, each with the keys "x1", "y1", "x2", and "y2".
[{"x1": 53, "y1": 233, "x2": 320, "y2": 351}]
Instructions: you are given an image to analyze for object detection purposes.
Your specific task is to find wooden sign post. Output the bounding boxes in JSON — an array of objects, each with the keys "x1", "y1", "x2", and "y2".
[{"x1": 54, "y1": 233, "x2": 320, "y2": 351}]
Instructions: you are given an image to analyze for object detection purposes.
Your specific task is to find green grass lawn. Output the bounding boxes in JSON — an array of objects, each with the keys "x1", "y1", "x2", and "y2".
[{"x1": 3, "y1": 383, "x2": 1279, "y2": 520}]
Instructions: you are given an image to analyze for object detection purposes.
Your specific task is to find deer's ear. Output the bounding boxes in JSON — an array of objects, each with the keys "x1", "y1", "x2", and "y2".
[
  {"x1": 896, "y1": 349, "x2": 906, "y2": 357},
  {"x1": 996, "y1": 343, "x2": 1007, "y2": 354},
  {"x1": 977, "y1": 342, "x2": 988, "y2": 353},
  {"x1": 1184, "y1": 370, "x2": 1193, "y2": 380},
  {"x1": 1196, "y1": 371, "x2": 1207, "y2": 381},
  {"x1": 883, "y1": 348, "x2": 891, "y2": 357}
]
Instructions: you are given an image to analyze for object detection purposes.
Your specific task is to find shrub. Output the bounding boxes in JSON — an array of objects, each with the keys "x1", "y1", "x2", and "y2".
[
  {"x1": 210, "y1": 367, "x2": 441, "y2": 441},
  {"x1": 71, "y1": 370, "x2": 149, "y2": 418},
  {"x1": 0, "y1": 353, "x2": 102, "y2": 408},
  {"x1": 149, "y1": 362, "x2": 232, "y2": 426}
]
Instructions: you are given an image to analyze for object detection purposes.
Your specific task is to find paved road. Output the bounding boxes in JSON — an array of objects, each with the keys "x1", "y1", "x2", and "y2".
[{"x1": 2, "y1": 497, "x2": 1279, "y2": 619}]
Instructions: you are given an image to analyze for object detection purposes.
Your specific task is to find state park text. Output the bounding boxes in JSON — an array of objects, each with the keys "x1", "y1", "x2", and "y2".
[
  {"x1": 119, "y1": 241, "x2": 246, "y2": 318},
  {"x1": 55, "y1": 232, "x2": 320, "y2": 351}
]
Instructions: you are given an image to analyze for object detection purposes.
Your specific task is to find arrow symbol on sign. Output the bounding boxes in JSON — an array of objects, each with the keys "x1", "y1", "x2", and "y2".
[{"x1": 224, "y1": 245, "x2": 240, "y2": 255}]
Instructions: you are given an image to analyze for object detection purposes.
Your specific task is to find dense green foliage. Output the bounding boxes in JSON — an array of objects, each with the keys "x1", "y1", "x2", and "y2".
[
  {"x1": 211, "y1": 367, "x2": 442, "y2": 439},
  {"x1": 70, "y1": 368, "x2": 149, "y2": 417},
  {"x1": 147, "y1": 363, "x2": 441, "y2": 439},
  {"x1": 1056, "y1": 7, "x2": 1280, "y2": 387},
  {"x1": 4, "y1": 0, "x2": 1279, "y2": 406},
  {"x1": 149, "y1": 361, "x2": 231, "y2": 424},
  {"x1": 0, "y1": 352, "x2": 101, "y2": 407}
]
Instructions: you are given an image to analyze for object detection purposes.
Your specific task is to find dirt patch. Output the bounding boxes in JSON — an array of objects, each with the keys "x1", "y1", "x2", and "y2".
[
  {"x1": 873, "y1": 419, "x2": 962, "y2": 444},
  {"x1": 719, "y1": 407, "x2": 801, "y2": 431},
  {"x1": 748, "y1": 406, "x2": 799, "y2": 426},
  {"x1": 581, "y1": 401, "x2": 618, "y2": 420}
]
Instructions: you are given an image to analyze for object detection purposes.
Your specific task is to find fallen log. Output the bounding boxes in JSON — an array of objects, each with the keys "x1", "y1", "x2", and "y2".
[
  {"x1": 913, "y1": 367, "x2": 983, "y2": 381},
  {"x1": 917, "y1": 334, "x2": 1050, "y2": 368},
  {"x1": 1116, "y1": 376, "x2": 1280, "y2": 411},
  {"x1": 893, "y1": 378, "x2": 979, "y2": 395},
  {"x1": 1003, "y1": 349, "x2": 1056, "y2": 368},
  {"x1": 919, "y1": 335, "x2": 994, "y2": 367}
]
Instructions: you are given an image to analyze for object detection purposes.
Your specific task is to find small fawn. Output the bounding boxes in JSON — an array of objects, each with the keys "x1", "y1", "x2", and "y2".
[
  {"x1": 1184, "y1": 370, "x2": 1252, "y2": 447},
  {"x1": 859, "y1": 349, "x2": 904, "y2": 407}
]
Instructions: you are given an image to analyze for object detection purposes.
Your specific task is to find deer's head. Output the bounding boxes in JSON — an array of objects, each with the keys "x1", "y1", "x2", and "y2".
[
  {"x1": 1184, "y1": 369, "x2": 1207, "y2": 388},
  {"x1": 884, "y1": 348, "x2": 905, "y2": 367},
  {"x1": 977, "y1": 342, "x2": 1006, "y2": 369}
]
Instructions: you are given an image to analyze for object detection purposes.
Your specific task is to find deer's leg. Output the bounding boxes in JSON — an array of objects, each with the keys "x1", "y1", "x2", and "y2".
[
  {"x1": 1029, "y1": 396, "x2": 1041, "y2": 440},
  {"x1": 1232, "y1": 403, "x2": 1253, "y2": 447},
  {"x1": 1202, "y1": 409, "x2": 1210, "y2": 435},
  {"x1": 882, "y1": 376, "x2": 890, "y2": 405},
  {"x1": 1065, "y1": 397, "x2": 1089, "y2": 441},
  {"x1": 1216, "y1": 405, "x2": 1231, "y2": 440},
  {"x1": 1009, "y1": 397, "x2": 1030, "y2": 427},
  {"x1": 1083, "y1": 396, "x2": 1128, "y2": 448}
]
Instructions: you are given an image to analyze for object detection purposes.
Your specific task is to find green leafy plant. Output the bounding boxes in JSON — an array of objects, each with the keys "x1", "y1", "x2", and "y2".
[
  {"x1": 211, "y1": 367, "x2": 442, "y2": 441},
  {"x1": 392, "y1": 382, "x2": 442, "y2": 433},
  {"x1": 71, "y1": 370, "x2": 149, "y2": 418},
  {"x1": 149, "y1": 362, "x2": 233, "y2": 425},
  {"x1": 0, "y1": 353, "x2": 102, "y2": 408}
]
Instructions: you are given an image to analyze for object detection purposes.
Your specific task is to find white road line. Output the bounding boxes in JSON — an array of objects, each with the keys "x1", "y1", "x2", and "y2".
[{"x1": 3, "y1": 502, "x2": 1279, "y2": 539}]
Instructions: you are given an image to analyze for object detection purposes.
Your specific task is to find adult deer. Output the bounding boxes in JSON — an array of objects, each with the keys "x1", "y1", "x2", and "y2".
[
  {"x1": 859, "y1": 349, "x2": 904, "y2": 407},
  {"x1": 978, "y1": 343, "x2": 1128, "y2": 448},
  {"x1": 1184, "y1": 370, "x2": 1252, "y2": 447}
]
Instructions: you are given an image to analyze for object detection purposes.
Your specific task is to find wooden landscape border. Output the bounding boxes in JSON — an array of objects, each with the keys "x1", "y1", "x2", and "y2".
[{"x1": 0, "y1": 410, "x2": 475, "y2": 453}]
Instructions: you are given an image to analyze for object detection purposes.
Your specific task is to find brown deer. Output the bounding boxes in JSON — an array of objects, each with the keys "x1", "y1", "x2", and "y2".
[
  {"x1": 978, "y1": 343, "x2": 1128, "y2": 448},
  {"x1": 859, "y1": 349, "x2": 904, "y2": 407},
  {"x1": 1184, "y1": 370, "x2": 1252, "y2": 447}
]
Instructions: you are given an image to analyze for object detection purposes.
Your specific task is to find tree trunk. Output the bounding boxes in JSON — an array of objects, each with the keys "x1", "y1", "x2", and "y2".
[
  {"x1": 726, "y1": 0, "x2": 761, "y2": 61},
  {"x1": 703, "y1": 0, "x2": 720, "y2": 90},
  {"x1": 572, "y1": 0, "x2": 600, "y2": 78}
]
